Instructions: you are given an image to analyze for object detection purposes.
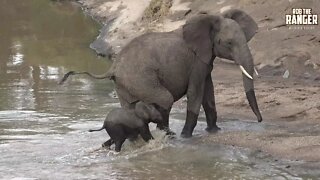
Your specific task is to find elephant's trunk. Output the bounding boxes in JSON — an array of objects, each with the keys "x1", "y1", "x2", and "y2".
[
  {"x1": 238, "y1": 46, "x2": 262, "y2": 122},
  {"x1": 244, "y1": 79, "x2": 262, "y2": 122}
]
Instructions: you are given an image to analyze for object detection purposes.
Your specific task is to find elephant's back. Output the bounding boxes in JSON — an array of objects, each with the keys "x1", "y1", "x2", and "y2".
[{"x1": 116, "y1": 31, "x2": 193, "y2": 68}]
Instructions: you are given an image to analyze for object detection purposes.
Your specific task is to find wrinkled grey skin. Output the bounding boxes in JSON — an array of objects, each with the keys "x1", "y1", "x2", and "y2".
[
  {"x1": 88, "y1": 101, "x2": 162, "y2": 152},
  {"x1": 112, "y1": 9, "x2": 262, "y2": 137},
  {"x1": 61, "y1": 9, "x2": 262, "y2": 138}
]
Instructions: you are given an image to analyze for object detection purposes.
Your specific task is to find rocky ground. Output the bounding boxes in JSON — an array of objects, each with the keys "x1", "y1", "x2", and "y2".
[{"x1": 76, "y1": 0, "x2": 320, "y2": 162}]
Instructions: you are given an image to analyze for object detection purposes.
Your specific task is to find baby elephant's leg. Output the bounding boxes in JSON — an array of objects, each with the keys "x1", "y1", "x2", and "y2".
[
  {"x1": 139, "y1": 124, "x2": 154, "y2": 142},
  {"x1": 102, "y1": 138, "x2": 114, "y2": 148},
  {"x1": 107, "y1": 124, "x2": 127, "y2": 152},
  {"x1": 114, "y1": 139, "x2": 126, "y2": 152}
]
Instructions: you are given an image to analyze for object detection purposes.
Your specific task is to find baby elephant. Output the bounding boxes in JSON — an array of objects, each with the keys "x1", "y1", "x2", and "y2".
[{"x1": 89, "y1": 102, "x2": 163, "y2": 152}]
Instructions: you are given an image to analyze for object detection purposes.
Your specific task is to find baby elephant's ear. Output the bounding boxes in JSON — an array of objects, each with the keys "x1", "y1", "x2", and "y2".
[
  {"x1": 135, "y1": 102, "x2": 150, "y2": 121},
  {"x1": 222, "y1": 9, "x2": 258, "y2": 41}
]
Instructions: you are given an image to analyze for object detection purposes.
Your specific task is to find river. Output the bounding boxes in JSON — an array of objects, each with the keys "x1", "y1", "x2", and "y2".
[{"x1": 0, "y1": 0, "x2": 317, "y2": 179}]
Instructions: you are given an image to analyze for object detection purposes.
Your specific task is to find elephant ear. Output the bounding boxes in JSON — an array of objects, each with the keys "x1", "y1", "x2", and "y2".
[
  {"x1": 134, "y1": 102, "x2": 150, "y2": 122},
  {"x1": 222, "y1": 9, "x2": 258, "y2": 41},
  {"x1": 183, "y1": 15, "x2": 220, "y2": 65}
]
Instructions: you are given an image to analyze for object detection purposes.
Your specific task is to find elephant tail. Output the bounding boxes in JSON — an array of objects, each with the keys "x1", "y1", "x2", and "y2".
[
  {"x1": 88, "y1": 127, "x2": 105, "y2": 132},
  {"x1": 58, "y1": 70, "x2": 115, "y2": 85}
]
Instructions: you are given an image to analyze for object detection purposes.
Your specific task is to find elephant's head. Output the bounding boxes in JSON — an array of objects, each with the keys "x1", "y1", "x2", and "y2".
[
  {"x1": 183, "y1": 9, "x2": 262, "y2": 122},
  {"x1": 135, "y1": 101, "x2": 163, "y2": 123}
]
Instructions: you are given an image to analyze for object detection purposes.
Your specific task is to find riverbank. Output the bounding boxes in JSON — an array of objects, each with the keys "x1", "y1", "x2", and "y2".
[{"x1": 76, "y1": 0, "x2": 320, "y2": 163}]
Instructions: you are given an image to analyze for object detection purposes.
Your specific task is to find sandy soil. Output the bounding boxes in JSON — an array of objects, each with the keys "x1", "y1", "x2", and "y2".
[
  {"x1": 77, "y1": 0, "x2": 320, "y2": 162},
  {"x1": 176, "y1": 61, "x2": 320, "y2": 162}
]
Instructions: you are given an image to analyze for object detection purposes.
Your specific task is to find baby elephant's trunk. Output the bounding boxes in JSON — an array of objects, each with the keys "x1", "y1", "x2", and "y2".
[{"x1": 88, "y1": 127, "x2": 105, "y2": 132}]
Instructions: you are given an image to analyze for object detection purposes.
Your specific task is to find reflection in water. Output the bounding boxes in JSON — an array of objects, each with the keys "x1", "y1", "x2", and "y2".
[
  {"x1": 8, "y1": 41, "x2": 24, "y2": 67},
  {"x1": 0, "y1": 0, "x2": 111, "y2": 111}
]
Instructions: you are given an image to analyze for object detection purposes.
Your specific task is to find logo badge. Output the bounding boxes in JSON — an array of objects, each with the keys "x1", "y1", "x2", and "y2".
[{"x1": 286, "y1": 8, "x2": 318, "y2": 25}]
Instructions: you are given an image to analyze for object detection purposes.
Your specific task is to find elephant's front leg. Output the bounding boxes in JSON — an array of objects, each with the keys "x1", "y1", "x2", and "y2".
[
  {"x1": 202, "y1": 75, "x2": 220, "y2": 132},
  {"x1": 181, "y1": 61, "x2": 210, "y2": 138}
]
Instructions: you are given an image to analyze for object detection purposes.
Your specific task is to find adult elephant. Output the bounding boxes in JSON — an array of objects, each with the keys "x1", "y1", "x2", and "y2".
[{"x1": 61, "y1": 9, "x2": 262, "y2": 138}]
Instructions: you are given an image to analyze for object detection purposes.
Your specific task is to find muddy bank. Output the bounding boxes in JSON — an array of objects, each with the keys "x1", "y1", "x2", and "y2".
[
  {"x1": 198, "y1": 61, "x2": 319, "y2": 162},
  {"x1": 77, "y1": 0, "x2": 320, "y2": 162}
]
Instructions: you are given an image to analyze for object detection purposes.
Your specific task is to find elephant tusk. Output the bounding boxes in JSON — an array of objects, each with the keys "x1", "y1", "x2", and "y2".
[
  {"x1": 239, "y1": 65, "x2": 253, "y2": 80},
  {"x1": 254, "y1": 68, "x2": 259, "y2": 76}
]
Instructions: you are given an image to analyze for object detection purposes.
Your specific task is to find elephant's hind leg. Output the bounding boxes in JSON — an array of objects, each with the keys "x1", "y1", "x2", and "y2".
[
  {"x1": 156, "y1": 106, "x2": 175, "y2": 135},
  {"x1": 126, "y1": 72, "x2": 174, "y2": 110},
  {"x1": 144, "y1": 85, "x2": 174, "y2": 111},
  {"x1": 138, "y1": 83, "x2": 174, "y2": 133},
  {"x1": 128, "y1": 74, "x2": 174, "y2": 125},
  {"x1": 139, "y1": 124, "x2": 154, "y2": 142},
  {"x1": 115, "y1": 84, "x2": 137, "y2": 109},
  {"x1": 120, "y1": 71, "x2": 174, "y2": 132}
]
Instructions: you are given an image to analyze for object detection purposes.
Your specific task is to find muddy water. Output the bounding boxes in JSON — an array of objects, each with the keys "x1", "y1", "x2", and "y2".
[{"x1": 0, "y1": 0, "x2": 317, "y2": 179}]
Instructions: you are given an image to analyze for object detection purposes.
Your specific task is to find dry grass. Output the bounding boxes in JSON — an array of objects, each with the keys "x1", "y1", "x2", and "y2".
[{"x1": 142, "y1": 0, "x2": 172, "y2": 22}]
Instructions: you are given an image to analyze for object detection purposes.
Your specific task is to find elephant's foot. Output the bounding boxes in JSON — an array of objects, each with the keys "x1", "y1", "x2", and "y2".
[
  {"x1": 181, "y1": 111, "x2": 198, "y2": 138},
  {"x1": 102, "y1": 139, "x2": 114, "y2": 149},
  {"x1": 180, "y1": 131, "x2": 192, "y2": 138},
  {"x1": 102, "y1": 143, "x2": 111, "y2": 149},
  {"x1": 205, "y1": 125, "x2": 221, "y2": 133},
  {"x1": 156, "y1": 123, "x2": 176, "y2": 136},
  {"x1": 165, "y1": 128, "x2": 176, "y2": 136},
  {"x1": 157, "y1": 126, "x2": 176, "y2": 136}
]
